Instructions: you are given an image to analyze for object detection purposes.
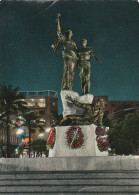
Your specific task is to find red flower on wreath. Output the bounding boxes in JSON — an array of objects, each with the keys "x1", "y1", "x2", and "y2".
[
  {"x1": 66, "y1": 126, "x2": 84, "y2": 149},
  {"x1": 47, "y1": 128, "x2": 56, "y2": 149},
  {"x1": 95, "y1": 127, "x2": 106, "y2": 136},
  {"x1": 97, "y1": 137, "x2": 109, "y2": 152}
]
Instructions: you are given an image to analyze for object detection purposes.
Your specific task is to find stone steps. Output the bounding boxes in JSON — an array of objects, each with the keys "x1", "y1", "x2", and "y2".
[
  {"x1": 0, "y1": 185, "x2": 139, "y2": 193},
  {"x1": 0, "y1": 171, "x2": 139, "y2": 179},
  {"x1": 0, "y1": 178, "x2": 139, "y2": 185},
  {"x1": 0, "y1": 171, "x2": 139, "y2": 194}
]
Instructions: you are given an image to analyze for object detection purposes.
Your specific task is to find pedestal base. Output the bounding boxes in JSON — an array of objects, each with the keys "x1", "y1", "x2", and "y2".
[{"x1": 49, "y1": 124, "x2": 108, "y2": 157}]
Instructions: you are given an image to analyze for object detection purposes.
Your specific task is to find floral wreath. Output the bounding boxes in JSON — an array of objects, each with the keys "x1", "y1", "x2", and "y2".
[
  {"x1": 47, "y1": 128, "x2": 56, "y2": 149},
  {"x1": 95, "y1": 126, "x2": 109, "y2": 152},
  {"x1": 95, "y1": 127, "x2": 106, "y2": 137},
  {"x1": 66, "y1": 126, "x2": 84, "y2": 149},
  {"x1": 97, "y1": 136, "x2": 109, "y2": 152}
]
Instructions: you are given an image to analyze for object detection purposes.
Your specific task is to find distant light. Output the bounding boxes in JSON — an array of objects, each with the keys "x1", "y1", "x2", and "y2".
[
  {"x1": 16, "y1": 128, "x2": 24, "y2": 135},
  {"x1": 40, "y1": 119, "x2": 45, "y2": 122},
  {"x1": 45, "y1": 127, "x2": 51, "y2": 133},
  {"x1": 39, "y1": 133, "x2": 44, "y2": 137}
]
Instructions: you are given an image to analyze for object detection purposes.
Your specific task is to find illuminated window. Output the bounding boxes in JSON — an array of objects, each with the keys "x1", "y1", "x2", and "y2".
[
  {"x1": 25, "y1": 99, "x2": 45, "y2": 108},
  {"x1": 52, "y1": 102, "x2": 56, "y2": 106}
]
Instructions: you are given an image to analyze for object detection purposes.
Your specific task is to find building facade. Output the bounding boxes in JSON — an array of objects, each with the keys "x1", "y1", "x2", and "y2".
[
  {"x1": 94, "y1": 95, "x2": 139, "y2": 118},
  {"x1": 20, "y1": 90, "x2": 58, "y2": 127}
]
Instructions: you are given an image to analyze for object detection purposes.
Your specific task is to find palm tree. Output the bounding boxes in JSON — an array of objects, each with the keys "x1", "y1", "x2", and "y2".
[
  {"x1": 21, "y1": 111, "x2": 44, "y2": 157},
  {"x1": 0, "y1": 84, "x2": 26, "y2": 158}
]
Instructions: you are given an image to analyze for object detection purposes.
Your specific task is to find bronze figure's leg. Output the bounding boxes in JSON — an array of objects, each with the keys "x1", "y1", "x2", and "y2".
[
  {"x1": 69, "y1": 61, "x2": 75, "y2": 90},
  {"x1": 61, "y1": 60, "x2": 68, "y2": 90},
  {"x1": 79, "y1": 67, "x2": 86, "y2": 95},
  {"x1": 84, "y1": 66, "x2": 90, "y2": 94},
  {"x1": 61, "y1": 59, "x2": 75, "y2": 91}
]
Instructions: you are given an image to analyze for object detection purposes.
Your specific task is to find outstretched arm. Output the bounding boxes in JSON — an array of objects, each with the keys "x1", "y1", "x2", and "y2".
[
  {"x1": 51, "y1": 13, "x2": 63, "y2": 52},
  {"x1": 56, "y1": 13, "x2": 63, "y2": 38},
  {"x1": 91, "y1": 50, "x2": 102, "y2": 63}
]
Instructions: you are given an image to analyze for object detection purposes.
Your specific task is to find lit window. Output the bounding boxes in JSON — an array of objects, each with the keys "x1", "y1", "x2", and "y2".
[{"x1": 52, "y1": 102, "x2": 56, "y2": 106}]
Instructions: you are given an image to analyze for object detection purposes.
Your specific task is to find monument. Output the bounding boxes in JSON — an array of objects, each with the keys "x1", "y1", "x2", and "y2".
[
  {"x1": 51, "y1": 13, "x2": 78, "y2": 91},
  {"x1": 78, "y1": 38, "x2": 102, "y2": 95},
  {"x1": 49, "y1": 13, "x2": 108, "y2": 157}
]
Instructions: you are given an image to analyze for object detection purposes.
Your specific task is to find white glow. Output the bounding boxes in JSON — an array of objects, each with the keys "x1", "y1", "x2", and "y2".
[
  {"x1": 16, "y1": 128, "x2": 24, "y2": 135},
  {"x1": 39, "y1": 133, "x2": 44, "y2": 137},
  {"x1": 45, "y1": 127, "x2": 51, "y2": 133},
  {"x1": 40, "y1": 119, "x2": 45, "y2": 122},
  {"x1": 40, "y1": 99, "x2": 44, "y2": 101}
]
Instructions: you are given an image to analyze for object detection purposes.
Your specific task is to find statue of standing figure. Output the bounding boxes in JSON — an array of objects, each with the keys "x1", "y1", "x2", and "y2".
[
  {"x1": 52, "y1": 13, "x2": 78, "y2": 91},
  {"x1": 52, "y1": 14, "x2": 102, "y2": 94},
  {"x1": 77, "y1": 39, "x2": 102, "y2": 95}
]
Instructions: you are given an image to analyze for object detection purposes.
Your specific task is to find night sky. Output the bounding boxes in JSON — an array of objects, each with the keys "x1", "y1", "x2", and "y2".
[{"x1": 0, "y1": 0, "x2": 139, "y2": 113}]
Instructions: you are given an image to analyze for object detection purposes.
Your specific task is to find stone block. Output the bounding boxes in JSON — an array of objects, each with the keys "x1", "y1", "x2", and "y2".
[{"x1": 49, "y1": 124, "x2": 108, "y2": 157}]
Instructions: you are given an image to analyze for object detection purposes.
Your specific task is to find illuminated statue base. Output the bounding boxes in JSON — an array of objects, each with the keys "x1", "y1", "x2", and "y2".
[{"x1": 49, "y1": 124, "x2": 108, "y2": 157}]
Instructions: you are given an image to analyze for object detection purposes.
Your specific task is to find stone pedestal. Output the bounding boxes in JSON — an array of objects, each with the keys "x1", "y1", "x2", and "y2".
[{"x1": 49, "y1": 124, "x2": 108, "y2": 157}]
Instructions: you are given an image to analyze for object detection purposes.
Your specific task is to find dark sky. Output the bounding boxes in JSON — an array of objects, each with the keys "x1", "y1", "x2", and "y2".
[{"x1": 0, "y1": 0, "x2": 139, "y2": 113}]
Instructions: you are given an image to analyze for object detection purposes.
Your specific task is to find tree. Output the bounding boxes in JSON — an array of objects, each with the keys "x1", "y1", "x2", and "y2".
[
  {"x1": 103, "y1": 111, "x2": 112, "y2": 127},
  {"x1": 113, "y1": 102, "x2": 135, "y2": 120},
  {"x1": 21, "y1": 111, "x2": 44, "y2": 157},
  {"x1": 31, "y1": 139, "x2": 47, "y2": 157},
  {"x1": 107, "y1": 113, "x2": 139, "y2": 155},
  {"x1": 0, "y1": 84, "x2": 26, "y2": 157}
]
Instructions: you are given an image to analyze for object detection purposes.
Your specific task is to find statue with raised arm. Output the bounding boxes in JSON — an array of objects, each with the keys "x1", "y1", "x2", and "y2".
[
  {"x1": 78, "y1": 39, "x2": 102, "y2": 95},
  {"x1": 52, "y1": 13, "x2": 78, "y2": 91},
  {"x1": 55, "y1": 96, "x2": 104, "y2": 126}
]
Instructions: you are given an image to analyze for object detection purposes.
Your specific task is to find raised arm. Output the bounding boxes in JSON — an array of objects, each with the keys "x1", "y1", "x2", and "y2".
[
  {"x1": 56, "y1": 13, "x2": 62, "y2": 38},
  {"x1": 51, "y1": 13, "x2": 64, "y2": 52}
]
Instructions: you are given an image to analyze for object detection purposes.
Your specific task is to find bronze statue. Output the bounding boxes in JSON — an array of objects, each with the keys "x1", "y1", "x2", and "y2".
[
  {"x1": 77, "y1": 39, "x2": 102, "y2": 95},
  {"x1": 52, "y1": 14, "x2": 78, "y2": 91},
  {"x1": 52, "y1": 96, "x2": 104, "y2": 127}
]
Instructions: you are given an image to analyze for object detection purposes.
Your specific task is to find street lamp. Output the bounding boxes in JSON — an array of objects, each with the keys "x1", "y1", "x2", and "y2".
[{"x1": 16, "y1": 128, "x2": 24, "y2": 135}]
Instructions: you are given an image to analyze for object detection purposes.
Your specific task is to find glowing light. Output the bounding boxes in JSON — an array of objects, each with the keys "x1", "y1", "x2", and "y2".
[
  {"x1": 39, "y1": 133, "x2": 44, "y2": 137},
  {"x1": 16, "y1": 128, "x2": 24, "y2": 135},
  {"x1": 45, "y1": 127, "x2": 51, "y2": 133}
]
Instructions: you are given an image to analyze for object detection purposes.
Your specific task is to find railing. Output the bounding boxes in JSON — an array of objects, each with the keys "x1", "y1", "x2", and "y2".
[
  {"x1": 19, "y1": 90, "x2": 58, "y2": 98},
  {"x1": 10, "y1": 136, "x2": 21, "y2": 145}
]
